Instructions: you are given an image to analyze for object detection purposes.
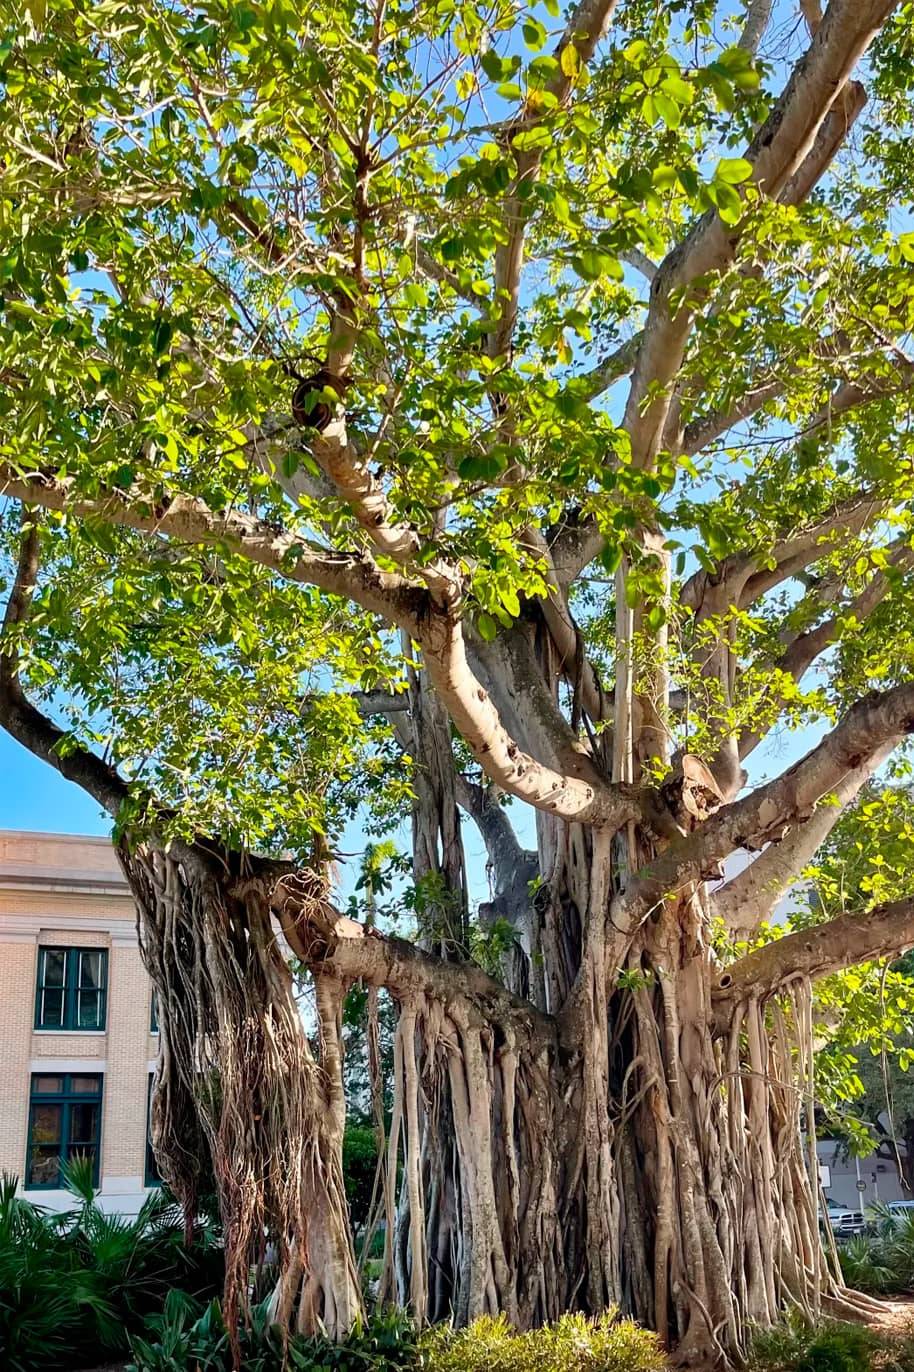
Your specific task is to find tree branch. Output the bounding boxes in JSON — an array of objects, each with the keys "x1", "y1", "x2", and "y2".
[
  {"x1": 579, "y1": 333, "x2": 642, "y2": 402},
  {"x1": 352, "y1": 689, "x2": 411, "y2": 715},
  {"x1": 454, "y1": 773, "x2": 531, "y2": 883},
  {"x1": 488, "y1": 0, "x2": 620, "y2": 359},
  {"x1": 0, "y1": 466, "x2": 639, "y2": 826},
  {"x1": 679, "y1": 489, "x2": 883, "y2": 614},
  {"x1": 612, "y1": 681, "x2": 914, "y2": 936},
  {"x1": 710, "y1": 744, "x2": 894, "y2": 933},
  {"x1": 0, "y1": 516, "x2": 129, "y2": 817},
  {"x1": 737, "y1": 542, "x2": 914, "y2": 761},
  {"x1": 621, "y1": 0, "x2": 895, "y2": 470},
  {"x1": 714, "y1": 895, "x2": 914, "y2": 1007},
  {"x1": 0, "y1": 464, "x2": 427, "y2": 632},
  {"x1": 418, "y1": 611, "x2": 638, "y2": 826},
  {"x1": 272, "y1": 876, "x2": 554, "y2": 1044},
  {"x1": 738, "y1": 0, "x2": 775, "y2": 53}
]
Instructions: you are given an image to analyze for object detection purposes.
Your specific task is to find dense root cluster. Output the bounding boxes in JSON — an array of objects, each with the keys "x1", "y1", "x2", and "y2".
[
  {"x1": 119, "y1": 840, "x2": 360, "y2": 1348},
  {"x1": 122, "y1": 835, "x2": 888, "y2": 1370}
]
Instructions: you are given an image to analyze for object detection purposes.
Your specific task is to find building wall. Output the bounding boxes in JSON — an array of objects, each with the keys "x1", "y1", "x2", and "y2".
[
  {"x1": 0, "y1": 830, "x2": 158, "y2": 1215},
  {"x1": 817, "y1": 1137, "x2": 908, "y2": 1211}
]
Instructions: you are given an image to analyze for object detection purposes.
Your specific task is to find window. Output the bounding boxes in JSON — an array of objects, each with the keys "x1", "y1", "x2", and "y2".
[
  {"x1": 150, "y1": 989, "x2": 158, "y2": 1034},
  {"x1": 26, "y1": 1073, "x2": 103, "y2": 1188},
  {"x1": 145, "y1": 1075, "x2": 161, "y2": 1186},
  {"x1": 35, "y1": 947, "x2": 108, "y2": 1030}
]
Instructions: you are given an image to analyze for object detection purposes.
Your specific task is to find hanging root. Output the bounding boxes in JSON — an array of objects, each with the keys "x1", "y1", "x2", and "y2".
[
  {"x1": 612, "y1": 906, "x2": 855, "y2": 1366},
  {"x1": 368, "y1": 989, "x2": 568, "y2": 1329},
  {"x1": 120, "y1": 840, "x2": 361, "y2": 1357}
]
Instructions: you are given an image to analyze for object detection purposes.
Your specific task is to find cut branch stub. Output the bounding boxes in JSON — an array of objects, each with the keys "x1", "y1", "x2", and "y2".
[{"x1": 659, "y1": 754, "x2": 726, "y2": 831}]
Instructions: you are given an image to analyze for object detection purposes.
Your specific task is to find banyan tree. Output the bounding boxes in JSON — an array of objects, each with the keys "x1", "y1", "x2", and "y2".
[{"x1": 3, "y1": 0, "x2": 914, "y2": 1361}]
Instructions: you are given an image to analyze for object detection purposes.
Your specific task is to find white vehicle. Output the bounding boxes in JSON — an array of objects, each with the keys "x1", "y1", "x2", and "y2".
[
  {"x1": 824, "y1": 1200, "x2": 866, "y2": 1237},
  {"x1": 882, "y1": 1199, "x2": 914, "y2": 1224}
]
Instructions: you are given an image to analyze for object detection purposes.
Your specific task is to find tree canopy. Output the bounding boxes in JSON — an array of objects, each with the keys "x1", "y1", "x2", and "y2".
[{"x1": 3, "y1": 0, "x2": 914, "y2": 1358}]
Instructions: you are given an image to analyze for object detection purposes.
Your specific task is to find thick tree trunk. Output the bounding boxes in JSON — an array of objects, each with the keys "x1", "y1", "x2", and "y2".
[
  {"x1": 116, "y1": 784, "x2": 881, "y2": 1365},
  {"x1": 372, "y1": 834, "x2": 874, "y2": 1363}
]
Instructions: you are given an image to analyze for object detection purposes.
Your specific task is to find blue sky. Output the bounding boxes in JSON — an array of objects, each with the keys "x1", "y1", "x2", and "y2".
[{"x1": 0, "y1": 730, "x2": 110, "y2": 835}]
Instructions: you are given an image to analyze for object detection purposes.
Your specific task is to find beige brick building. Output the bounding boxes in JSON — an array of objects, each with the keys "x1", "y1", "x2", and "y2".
[{"x1": 0, "y1": 829, "x2": 159, "y2": 1214}]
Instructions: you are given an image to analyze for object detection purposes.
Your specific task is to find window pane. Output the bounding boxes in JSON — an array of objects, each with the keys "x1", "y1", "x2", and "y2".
[
  {"x1": 69, "y1": 1076, "x2": 101, "y2": 1095},
  {"x1": 78, "y1": 951, "x2": 104, "y2": 990},
  {"x1": 66, "y1": 1144, "x2": 98, "y2": 1174},
  {"x1": 77, "y1": 989, "x2": 101, "y2": 1029},
  {"x1": 28, "y1": 1147, "x2": 61, "y2": 1186},
  {"x1": 32, "y1": 1076, "x2": 64, "y2": 1095},
  {"x1": 30, "y1": 1103, "x2": 62, "y2": 1146},
  {"x1": 39, "y1": 988, "x2": 64, "y2": 1027},
  {"x1": 69, "y1": 1103, "x2": 100, "y2": 1145},
  {"x1": 41, "y1": 949, "x2": 66, "y2": 988}
]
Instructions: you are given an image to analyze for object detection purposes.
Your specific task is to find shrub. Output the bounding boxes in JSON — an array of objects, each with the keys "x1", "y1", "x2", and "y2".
[
  {"x1": 839, "y1": 1237, "x2": 896, "y2": 1295},
  {"x1": 127, "y1": 1303, "x2": 662, "y2": 1372},
  {"x1": 748, "y1": 1317, "x2": 912, "y2": 1372},
  {"x1": 0, "y1": 1161, "x2": 223, "y2": 1372},
  {"x1": 343, "y1": 1123, "x2": 381, "y2": 1234},
  {"x1": 418, "y1": 1310, "x2": 666, "y2": 1372},
  {"x1": 127, "y1": 1298, "x2": 417, "y2": 1371},
  {"x1": 836, "y1": 1206, "x2": 914, "y2": 1296}
]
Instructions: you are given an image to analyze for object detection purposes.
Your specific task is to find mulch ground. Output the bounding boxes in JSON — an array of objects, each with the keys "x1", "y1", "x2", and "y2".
[{"x1": 867, "y1": 1297, "x2": 914, "y2": 1335}]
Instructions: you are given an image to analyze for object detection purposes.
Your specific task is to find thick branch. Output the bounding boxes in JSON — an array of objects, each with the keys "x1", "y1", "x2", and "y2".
[
  {"x1": 710, "y1": 745, "x2": 894, "y2": 932},
  {"x1": 0, "y1": 518, "x2": 129, "y2": 817},
  {"x1": 0, "y1": 464, "x2": 426, "y2": 632},
  {"x1": 622, "y1": 0, "x2": 895, "y2": 469},
  {"x1": 613, "y1": 681, "x2": 914, "y2": 935},
  {"x1": 1, "y1": 467, "x2": 636, "y2": 825},
  {"x1": 714, "y1": 896, "x2": 914, "y2": 1005},
  {"x1": 418, "y1": 611, "x2": 638, "y2": 826},
  {"x1": 679, "y1": 489, "x2": 882, "y2": 614},
  {"x1": 454, "y1": 774, "x2": 532, "y2": 886},
  {"x1": 272, "y1": 877, "x2": 554, "y2": 1044},
  {"x1": 738, "y1": 543, "x2": 914, "y2": 761},
  {"x1": 739, "y1": 0, "x2": 775, "y2": 52},
  {"x1": 352, "y1": 689, "x2": 411, "y2": 715}
]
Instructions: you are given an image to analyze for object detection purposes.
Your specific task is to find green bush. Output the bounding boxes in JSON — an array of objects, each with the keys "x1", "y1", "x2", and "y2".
[
  {"x1": 0, "y1": 1161, "x2": 223, "y2": 1372},
  {"x1": 839, "y1": 1237, "x2": 897, "y2": 1295},
  {"x1": 343, "y1": 1123, "x2": 381, "y2": 1233},
  {"x1": 748, "y1": 1317, "x2": 914, "y2": 1372},
  {"x1": 127, "y1": 1297, "x2": 417, "y2": 1371},
  {"x1": 127, "y1": 1303, "x2": 662, "y2": 1372},
  {"x1": 418, "y1": 1311, "x2": 666, "y2": 1372},
  {"x1": 836, "y1": 1206, "x2": 914, "y2": 1296},
  {"x1": 750, "y1": 1320, "x2": 879, "y2": 1372}
]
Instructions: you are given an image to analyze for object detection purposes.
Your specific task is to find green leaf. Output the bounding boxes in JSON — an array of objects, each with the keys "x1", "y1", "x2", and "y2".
[
  {"x1": 457, "y1": 451, "x2": 507, "y2": 480},
  {"x1": 522, "y1": 18, "x2": 547, "y2": 51},
  {"x1": 715, "y1": 157, "x2": 753, "y2": 185},
  {"x1": 513, "y1": 126, "x2": 553, "y2": 152},
  {"x1": 572, "y1": 249, "x2": 622, "y2": 281},
  {"x1": 402, "y1": 282, "x2": 429, "y2": 307},
  {"x1": 652, "y1": 92, "x2": 680, "y2": 129},
  {"x1": 477, "y1": 612, "x2": 497, "y2": 641},
  {"x1": 560, "y1": 44, "x2": 580, "y2": 79}
]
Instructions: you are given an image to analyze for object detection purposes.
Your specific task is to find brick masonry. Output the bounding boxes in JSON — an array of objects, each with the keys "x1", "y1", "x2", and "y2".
[{"x1": 0, "y1": 830, "x2": 159, "y2": 1214}]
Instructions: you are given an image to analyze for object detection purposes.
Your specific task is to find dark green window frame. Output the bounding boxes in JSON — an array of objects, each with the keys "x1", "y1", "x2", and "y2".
[
  {"x1": 150, "y1": 989, "x2": 158, "y2": 1034},
  {"x1": 26, "y1": 1073, "x2": 103, "y2": 1190},
  {"x1": 34, "y1": 946, "x2": 108, "y2": 1031},
  {"x1": 145, "y1": 1074, "x2": 161, "y2": 1187}
]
